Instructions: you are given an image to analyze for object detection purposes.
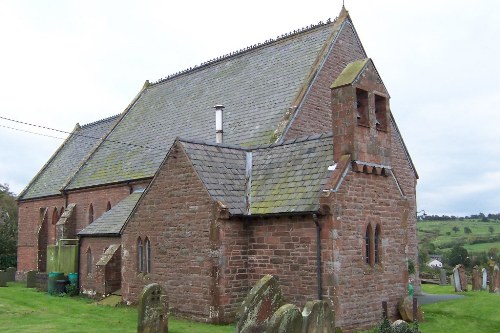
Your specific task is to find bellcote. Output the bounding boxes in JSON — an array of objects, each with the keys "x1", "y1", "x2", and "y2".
[{"x1": 330, "y1": 58, "x2": 392, "y2": 166}]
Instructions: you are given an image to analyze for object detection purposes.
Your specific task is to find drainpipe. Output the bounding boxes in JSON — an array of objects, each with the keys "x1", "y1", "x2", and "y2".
[
  {"x1": 313, "y1": 213, "x2": 322, "y2": 300},
  {"x1": 77, "y1": 235, "x2": 81, "y2": 293}
]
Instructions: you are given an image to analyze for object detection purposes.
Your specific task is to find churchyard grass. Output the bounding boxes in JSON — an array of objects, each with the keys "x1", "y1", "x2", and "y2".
[
  {"x1": 0, "y1": 282, "x2": 235, "y2": 333},
  {"x1": 418, "y1": 284, "x2": 500, "y2": 333},
  {"x1": 358, "y1": 284, "x2": 499, "y2": 333}
]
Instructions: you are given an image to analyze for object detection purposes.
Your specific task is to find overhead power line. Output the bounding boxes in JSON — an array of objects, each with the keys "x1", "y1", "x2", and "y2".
[
  {"x1": 0, "y1": 115, "x2": 165, "y2": 152},
  {"x1": 0, "y1": 124, "x2": 64, "y2": 140}
]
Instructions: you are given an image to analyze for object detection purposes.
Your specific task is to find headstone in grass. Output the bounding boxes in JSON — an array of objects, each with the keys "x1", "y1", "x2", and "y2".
[
  {"x1": 0, "y1": 270, "x2": 7, "y2": 287},
  {"x1": 26, "y1": 271, "x2": 37, "y2": 288},
  {"x1": 472, "y1": 266, "x2": 481, "y2": 291},
  {"x1": 439, "y1": 269, "x2": 447, "y2": 285},
  {"x1": 302, "y1": 300, "x2": 335, "y2": 333},
  {"x1": 482, "y1": 268, "x2": 488, "y2": 290},
  {"x1": 457, "y1": 264, "x2": 468, "y2": 291},
  {"x1": 452, "y1": 266, "x2": 462, "y2": 292},
  {"x1": 35, "y1": 272, "x2": 48, "y2": 292},
  {"x1": 5, "y1": 267, "x2": 16, "y2": 282},
  {"x1": 137, "y1": 283, "x2": 168, "y2": 333},
  {"x1": 236, "y1": 274, "x2": 284, "y2": 333},
  {"x1": 266, "y1": 304, "x2": 302, "y2": 333},
  {"x1": 490, "y1": 264, "x2": 499, "y2": 294}
]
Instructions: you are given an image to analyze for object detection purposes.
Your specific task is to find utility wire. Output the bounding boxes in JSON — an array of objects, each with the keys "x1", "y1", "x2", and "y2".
[
  {"x1": 0, "y1": 115, "x2": 165, "y2": 152},
  {"x1": 0, "y1": 124, "x2": 64, "y2": 140}
]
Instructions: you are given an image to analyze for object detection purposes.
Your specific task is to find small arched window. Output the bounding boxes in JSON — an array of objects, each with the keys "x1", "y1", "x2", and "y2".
[
  {"x1": 137, "y1": 238, "x2": 144, "y2": 273},
  {"x1": 375, "y1": 224, "x2": 381, "y2": 264},
  {"x1": 145, "y1": 238, "x2": 151, "y2": 274},
  {"x1": 106, "y1": 201, "x2": 112, "y2": 211},
  {"x1": 365, "y1": 224, "x2": 373, "y2": 265},
  {"x1": 87, "y1": 248, "x2": 93, "y2": 275},
  {"x1": 88, "y1": 204, "x2": 94, "y2": 224},
  {"x1": 52, "y1": 207, "x2": 59, "y2": 225}
]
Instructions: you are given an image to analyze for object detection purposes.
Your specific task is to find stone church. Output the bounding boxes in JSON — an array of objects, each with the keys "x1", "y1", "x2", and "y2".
[{"x1": 17, "y1": 7, "x2": 419, "y2": 332}]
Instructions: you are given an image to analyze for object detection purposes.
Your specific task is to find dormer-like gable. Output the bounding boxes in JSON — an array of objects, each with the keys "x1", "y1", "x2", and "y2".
[{"x1": 330, "y1": 58, "x2": 391, "y2": 166}]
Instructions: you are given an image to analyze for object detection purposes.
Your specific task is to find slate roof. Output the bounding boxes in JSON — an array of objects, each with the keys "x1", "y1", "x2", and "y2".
[
  {"x1": 64, "y1": 18, "x2": 343, "y2": 191},
  {"x1": 78, "y1": 190, "x2": 143, "y2": 236},
  {"x1": 251, "y1": 133, "x2": 334, "y2": 214},
  {"x1": 180, "y1": 133, "x2": 334, "y2": 216},
  {"x1": 19, "y1": 115, "x2": 119, "y2": 200}
]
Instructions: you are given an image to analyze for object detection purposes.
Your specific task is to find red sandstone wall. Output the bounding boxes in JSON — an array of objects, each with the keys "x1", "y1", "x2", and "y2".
[
  {"x1": 285, "y1": 19, "x2": 366, "y2": 140},
  {"x1": 18, "y1": 197, "x2": 65, "y2": 273},
  {"x1": 79, "y1": 236, "x2": 120, "y2": 296},
  {"x1": 121, "y1": 142, "x2": 218, "y2": 322},
  {"x1": 17, "y1": 183, "x2": 147, "y2": 276},
  {"x1": 327, "y1": 170, "x2": 409, "y2": 332}
]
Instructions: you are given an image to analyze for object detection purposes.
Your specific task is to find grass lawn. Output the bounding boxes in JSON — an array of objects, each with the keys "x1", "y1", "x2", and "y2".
[
  {"x1": 418, "y1": 284, "x2": 500, "y2": 333},
  {"x1": 0, "y1": 282, "x2": 235, "y2": 333}
]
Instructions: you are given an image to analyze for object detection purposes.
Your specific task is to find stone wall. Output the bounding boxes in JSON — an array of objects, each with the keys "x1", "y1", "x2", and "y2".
[{"x1": 121, "y1": 142, "x2": 219, "y2": 322}]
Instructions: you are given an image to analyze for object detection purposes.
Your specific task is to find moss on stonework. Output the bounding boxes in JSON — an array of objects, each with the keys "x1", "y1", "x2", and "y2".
[{"x1": 330, "y1": 58, "x2": 370, "y2": 89}]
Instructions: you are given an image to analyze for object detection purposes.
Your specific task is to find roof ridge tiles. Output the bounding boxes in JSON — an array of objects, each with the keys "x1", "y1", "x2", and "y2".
[
  {"x1": 150, "y1": 17, "x2": 337, "y2": 86},
  {"x1": 81, "y1": 114, "x2": 121, "y2": 129}
]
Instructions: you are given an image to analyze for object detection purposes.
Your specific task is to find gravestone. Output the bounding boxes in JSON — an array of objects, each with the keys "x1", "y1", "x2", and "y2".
[
  {"x1": 35, "y1": 272, "x2": 48, "y2": 292},
  {"x1": 5, "y1": 267, "x2": 16, "y2": 282},
  {"x1": 449, "y1": 274, "x2": 455, "y2": 288},
  {"x1": 0, "y1": 270, "x2": 7, "y2": 287},
  {"x1": 236, "y1": 274, "x2": 284, "y2": 333},
  {"x1": 137, "y1": 283, "x2": 168, "y2": 333},
  {"x1": 439, "y1": 269, "x2": 447, "y2": 285},
  {"x1": 302, "y1": 300, "x2": 335, "y2": 333},
  {"x1": 266, "y1": 304, "x2": 302, "y2": 333},
  {"x1": 26, "y1": 271, "x2": 37, "y2": 288},
  {"x1": 491, "y1": 265, "x2": 500, "y2": 294},
  {"x1": 452, "y1": 266, "x2": 462, "y2": 292},
  {"x1": 398, "y1": 296, "x2": 423, "y2": 322},
  {"x1": 482, "y1": 268, "x2": 488, "y2": 290},
  {"x1": 471, "y1": 266, "x2": 481, "y2": 291},
  {"x1": 457, "y1": 264, "x2": 467, "y2": 291}
]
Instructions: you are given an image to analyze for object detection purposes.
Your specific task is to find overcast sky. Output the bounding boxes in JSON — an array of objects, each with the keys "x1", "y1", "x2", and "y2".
[{"x1": 0, "y1": 0, "x2": 499, "y2": 216}]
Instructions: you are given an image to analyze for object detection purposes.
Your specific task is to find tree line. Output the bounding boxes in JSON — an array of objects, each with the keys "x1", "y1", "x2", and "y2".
[
  {"x1": 0, "y1": 184, "x2": 17, "y2": 270},
  {"x1": 418, "y1": 212, "x2": 500, "y2": 222}
]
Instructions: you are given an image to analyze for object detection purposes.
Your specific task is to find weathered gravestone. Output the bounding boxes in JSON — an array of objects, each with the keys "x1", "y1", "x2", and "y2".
[
  {"x1": 5, "y1": 267, "x2": 16, "y2": 282},
  {"x1": 35, "y1": 272, "x2": 48, "y2": 292},
  {"x1": 0, "y1": 271, "x2": 7, "y2": 287},
  {"x1": 482, "y1": 268, "x2": 488, "y2": 290},
  {"x1": 26, "y1": 271, "x2": 37, "y2": 288},
  {"x1": 452, "y1": 266, "x2": 462, "y2": 292},
  {"x1": 450, "y1": 274, "x2": 455, "y2": 289},
  {"x1": 439, "y1": 269, "x2": 447, "y2": 285},
  {"x1": 472, "y1": 266, "x2": 481, "y2": 291},
  {"x1": 398, "y1": 297, "x2": 423, "y2": 322},
  {"x1": 490, "y1": 264, "x2": 500, "y2": 294},
  {"x1": 457, "y1": 264, "x2": 467, "y2": 291},
  {"x1": 302, "y1": 300, "x2": 335, "y2": 333},
  {"x1": 236, "y1": 274, "x2": 284, "y2": 333},
  {"x1": 137, "y1": 283, "x2": 168, "y2": 333},
  {"x1": 266, "y1": 304, "x2": 302, "y2": 333}
]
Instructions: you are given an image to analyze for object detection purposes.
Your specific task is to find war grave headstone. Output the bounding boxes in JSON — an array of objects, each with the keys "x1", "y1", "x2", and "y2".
[{"x1": 137, "y1": 283, "x2": 168, "y2": 333}]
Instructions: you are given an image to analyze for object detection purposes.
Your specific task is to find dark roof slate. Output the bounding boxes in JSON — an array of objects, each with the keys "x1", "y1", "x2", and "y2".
[
  {"x1": 65, "y1": 21, "x2": 339, "y2": 190},
  {"x1": 251, "y1": 133, "x2": 334, "y2": 214},
  {"x1": 179, "y1": 133, "x2": 334, "y2": 216},
  {"x1": 19, "y1": 115, "x2": 119, "y2": 200},
  {"x1": 78, "y1": 191, "x2": 143, "y2": 236}
]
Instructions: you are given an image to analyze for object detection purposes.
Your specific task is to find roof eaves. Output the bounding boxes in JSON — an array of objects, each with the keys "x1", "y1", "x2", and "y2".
[
  {"x1": 18, "y1": 123, "x2": 81, "y2": 201},
  {"x1": 63, "y1": 82, "x2": 149, "y2": 191}
]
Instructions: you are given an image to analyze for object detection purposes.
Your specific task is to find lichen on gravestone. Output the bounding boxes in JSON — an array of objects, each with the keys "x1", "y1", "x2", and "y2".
[
  {"x1": 265, "y1": 304, "x2": 302, "y2": 333},
  {"x1": 236, "y1": 274, "x2": 284, "y2": 333},
  {"x1": 302, "y1": 300, "x2": 335, "y2": 333},
  {"x1": 137, "y1": 283, "x2": 168, "y2": 333}
]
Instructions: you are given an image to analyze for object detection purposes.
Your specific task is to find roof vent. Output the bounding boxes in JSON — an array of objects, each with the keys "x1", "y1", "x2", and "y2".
[{"x1": 213, "y1": 104, "x2": 225, "y2": 144}]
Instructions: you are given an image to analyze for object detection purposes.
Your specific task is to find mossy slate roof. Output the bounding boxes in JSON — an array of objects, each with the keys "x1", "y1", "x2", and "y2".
[
  {"x1": 181, "y1": 133, "x2": 333, "y2": 215},
  {"x1": 64, "y1": 21, "x2": 339, "y2": 190},
  {"x1": 19, "y1": 116, "x2": 119, "y2": 200},
  {"x1": 78, "y1": 190, "x2": 143, "y2": 236}
]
